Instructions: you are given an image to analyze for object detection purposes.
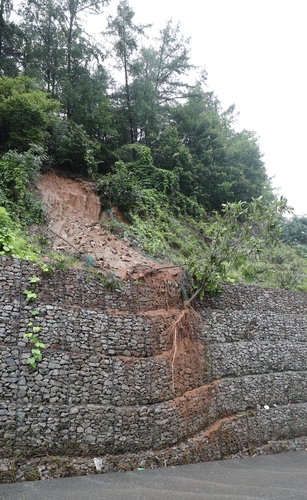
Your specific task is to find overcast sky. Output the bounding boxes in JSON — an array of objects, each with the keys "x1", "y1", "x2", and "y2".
[{"x1": 101, "y1": 0, "x2": 306, "y2": 215}]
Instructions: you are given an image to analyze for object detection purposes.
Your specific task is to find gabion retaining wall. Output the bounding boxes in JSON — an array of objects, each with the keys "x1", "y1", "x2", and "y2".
[{"x1": 1, "y1": 256, "x2": 307, "y2": 469}]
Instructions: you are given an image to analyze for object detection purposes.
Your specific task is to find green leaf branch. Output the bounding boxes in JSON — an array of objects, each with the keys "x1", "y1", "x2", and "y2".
[
  {"x1": 23, "y1": 276, "x2": 45, "y2": 368},
  {"x1": 186, "y1": 196, "x2": 292, "y2": 301},
  {"x1": 24, "y1": 324, "x2": 45, "y2": 369}
]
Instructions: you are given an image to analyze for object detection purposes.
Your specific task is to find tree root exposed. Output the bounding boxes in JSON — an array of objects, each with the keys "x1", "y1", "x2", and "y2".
[{"x1": 169, "y1": 302, "x2": 204, "y2": 395}]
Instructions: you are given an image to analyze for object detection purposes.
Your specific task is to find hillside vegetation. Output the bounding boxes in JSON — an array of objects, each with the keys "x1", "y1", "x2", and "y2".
[{"x1": 1, "y1": 0, "x2": 307, "y2": 296}]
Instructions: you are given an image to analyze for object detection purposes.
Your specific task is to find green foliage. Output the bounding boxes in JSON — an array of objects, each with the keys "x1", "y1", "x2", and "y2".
[
  {"x1": 23, "y1": 275, "x2": 40, "y2": 302},
  {"x1": 0, "y1": 76, "x2": 59, "y2": 153},
  {"x1": 23, "y1": 276, "x2": 45, "y2": 368},
  {"x1": 0, "y1": 6, "x2": 276, "y2": 217},
  {"x1": 106, "y1": 0, "x2": 151, "y2": 144},
  {"x1": 0, "y1": 1, "x2": 22, "y2": 77},
  {"x1": 230, "y1": 243, "x2": 307, "y2": 292},
  {"x1": 170, "y1": 90, "x2": 273, "y2": 210},
  {"x1": 96, "y1": 146, "x2": 293, "y2": 299},
  {"x1": 24, "y1": 322, "x2": 45, "y2": 369},
  {"x1": 125, "y1": 194, "x2": 304, "y2": 297},
  {"x1": 23, "y1": 290, "x2": 37, "y2": 302},
  {"x1": 126, "y1": 211, "x2": 189, "y2": 262},
  {"x1": 185, "y1": 197, "x2": 291, "y2": 297},
  {"x1": 97, "y1": 145, "x2": 190, "y2": 214},
  {"x1": 0, "y1": 145, "x2": 46, "y2": 223},
  {"x1": 226, "y1": 129, "x2": 271, "y2": 203},
  {"x1": 124, "y1": 19, "x2": 193, "y2": 145},
  {"x1": 0, "y1": 207, "x2": 38, "y2": 260},
  {"x1": 281, "y1": 215, "x2": 307, "y2": 247},
  {"x1": 20, "y1": 0, "x2": 109, "y2": 123},
  {"x1": 97, "y1": 160, "x2": 142, "y2": 211},
  {"x1": 47, "y1": 118, "x2": 99, "y2": 176},
  {"x1": 28, "y1": 275, "x2": 40, "y2": 284},
  {"x1": 151, "y1": 126, "x2": 192, "y2": 172},
  {"x1": 41, "y1": 253, "x2": 78, "y2": 273},
  {"x1": 123, "y1": 191, "x2": 208, "y2": 265},
  {"x1": 86, "y1": 269, "x2": 124, "y2": 291},
  {"x1": 2, "y1": 2, "x2": 306, "y2": 299}
]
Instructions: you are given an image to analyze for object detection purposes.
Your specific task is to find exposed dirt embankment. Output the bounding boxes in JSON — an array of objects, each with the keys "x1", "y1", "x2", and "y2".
[
  {"x1": 38, "y1": 172, "x2": 101, "y2": 222},
  {"x1": 37, "y1": 172, "x2": 177, "y2": 279}
]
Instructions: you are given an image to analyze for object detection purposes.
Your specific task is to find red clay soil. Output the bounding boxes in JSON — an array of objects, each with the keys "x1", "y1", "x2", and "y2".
[
  {"x1": 37, "y1": 172, "x2": 180, "y2": 279},
  {"x1": 37, "y1": 173, "x2": 196, "y2": 380}
]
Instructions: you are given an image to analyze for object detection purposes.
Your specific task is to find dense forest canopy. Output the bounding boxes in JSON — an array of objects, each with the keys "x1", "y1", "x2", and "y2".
[
  {"x1": 0, "y1": 0, "x2": 272, "y2": 211},
  {"x1": 2, "y1": 0, "x2": 307, "y2": 294}
]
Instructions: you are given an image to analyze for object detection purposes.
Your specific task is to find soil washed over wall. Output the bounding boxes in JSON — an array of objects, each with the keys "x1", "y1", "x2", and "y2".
[{"x1": 1, "y1": 256, "x2": 307, "y2": 482}]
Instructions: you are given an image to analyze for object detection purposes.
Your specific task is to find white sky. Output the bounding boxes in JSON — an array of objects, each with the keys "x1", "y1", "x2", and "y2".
[{"x1": 102, "y1": 0, "x2": 307, "y2": 215}]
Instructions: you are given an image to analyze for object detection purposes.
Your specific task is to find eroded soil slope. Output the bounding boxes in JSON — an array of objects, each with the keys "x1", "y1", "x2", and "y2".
[{"x1": 37, "y1": 172, "x2": 176, "y2": 279}]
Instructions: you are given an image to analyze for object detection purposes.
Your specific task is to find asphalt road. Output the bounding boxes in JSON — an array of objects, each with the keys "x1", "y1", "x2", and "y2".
[{"x1": 1, "y1": 451, "x2": 307, "y2": 500}]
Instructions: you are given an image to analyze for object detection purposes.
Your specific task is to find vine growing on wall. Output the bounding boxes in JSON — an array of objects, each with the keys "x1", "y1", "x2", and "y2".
[{"x1": 23, "y1": 275, "x2": 45, "y2": 368}]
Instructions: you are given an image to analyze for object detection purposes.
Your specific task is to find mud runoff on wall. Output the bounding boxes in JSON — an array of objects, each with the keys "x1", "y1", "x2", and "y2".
[{"x1": 2, "y1": 173, "x2": 307, "y2": 483}]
